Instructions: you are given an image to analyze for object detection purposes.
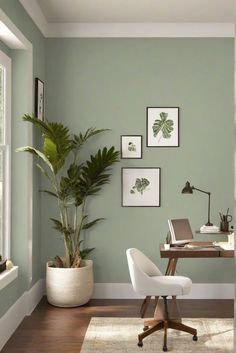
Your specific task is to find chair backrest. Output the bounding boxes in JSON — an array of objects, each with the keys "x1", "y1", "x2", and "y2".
[{"x1": 126, "y1": 248, "x2": 162, "y2": 294}]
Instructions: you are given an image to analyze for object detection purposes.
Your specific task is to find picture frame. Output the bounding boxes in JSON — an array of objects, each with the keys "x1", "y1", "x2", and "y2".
[
  {"x1": 121, "y1": 167, "x2": 161, "y2": 207},
  {"x1": 120, "y1": 135, "x2": 142, "y2": 159},
  {"x1": 35, "y1": 78, "x2": 44, "y2": 121},
  {"x1": 146, "y1": 107, "x2": 179, "y2": 147}
]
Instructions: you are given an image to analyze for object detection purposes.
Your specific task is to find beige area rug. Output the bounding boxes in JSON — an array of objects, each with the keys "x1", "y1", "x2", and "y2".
[{"x1": 80, "y1": 317, "x2": 233, "y2": 353}]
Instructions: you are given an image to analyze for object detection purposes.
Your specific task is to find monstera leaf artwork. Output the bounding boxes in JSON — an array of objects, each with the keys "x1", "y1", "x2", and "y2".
[
  {"x1": 121, "y1": 135, "x2": 142, "y2": 159},
  {"x1": 128, "y1": 142, "x2": 136, "y2": 152},
  {"x1": 122, "y1": 168, "x2": 160, "y2": 207},
  {"x1": 147, "y1": 107, "x2": 179, "y2": 147},
  {"x1": 152, "y1": 112, "x2": 174, "y2": 141},
  {"x1": 130, "y1": 178, "x2": 150, "y2": 195}
]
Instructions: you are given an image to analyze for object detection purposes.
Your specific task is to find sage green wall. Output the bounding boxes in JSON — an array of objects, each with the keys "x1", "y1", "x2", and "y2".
[
  {"x1": 45, "y1": 38, "x2": 234, "y2": 283},
  {"x1": 0, "y1": 0, "x2": 45, "y2": 317}
]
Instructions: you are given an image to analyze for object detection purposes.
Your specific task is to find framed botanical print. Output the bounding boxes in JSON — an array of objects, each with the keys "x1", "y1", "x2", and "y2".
[
  {"x1": 121, "y1": 135, "x2": 142, "y2": 159},
  {"x1": 121, "y1": 167, "x2": 161, "y2": 207},
  {"x1": 35, "y1": 78, "x2": 44, "y2": 121},
  {"x1": 146, "y1": 107, "x2": 179, "y2": 147}
]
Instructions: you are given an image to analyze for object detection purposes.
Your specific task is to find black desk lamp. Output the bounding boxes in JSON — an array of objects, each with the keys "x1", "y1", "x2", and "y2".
[{"x1": 182, "y1": 181, "x2": 213, "y2": 226}]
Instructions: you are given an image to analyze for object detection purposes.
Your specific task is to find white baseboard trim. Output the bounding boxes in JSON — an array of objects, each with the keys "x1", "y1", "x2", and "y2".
[
  {"x1": 0, "y1": 280, "x2": 233, "y2": 350},
  {"x1": 0, "y1": 279, "x2": 44, "y2": 351},
  {"x1": 25, "y1": 279, "x2": 45, "y2": 315},
  {"x1": 93, "y1": 283, "x2": 235, "y2": 300}
]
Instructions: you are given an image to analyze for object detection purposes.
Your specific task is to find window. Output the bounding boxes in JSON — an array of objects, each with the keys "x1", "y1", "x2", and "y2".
[{"x1": 0, "y1": 50, "x2": 11, "y2": 260}]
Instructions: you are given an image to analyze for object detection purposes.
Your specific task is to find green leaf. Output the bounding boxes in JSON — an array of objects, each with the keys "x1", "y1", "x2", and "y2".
[
  {"x1": 67, "y1": 163, "x2": 82, "y2": 180},
  {"x1": 36, "y1": 164, "x2": 57, "y2": 192},
  {"x1": 43, "y1": 137, "x2": 60, "y2": 172},
  {"x1": 152, "y1": 112, "x2": 174, "y2": 140},
  {"x1": 50, "y1": 218, "x2": 74, "y2": 236},
  {"x1": 22, "y1": 115, "x2": 72, "y2": 174},
  {"x1": 79, "y1": 146, "x2": 119, "y2": 197},
  {"x1": 82, "y1": 218, "x2": 105, "y2": 230},
  {"x1": 50, "y1": 218, "x2": 64, "y2": 233},
  {"x1": 16, "y1": 146, "x2": 54, "y2": 172},
  {"x1": 72, "y1": 128, "x2": 109, "y2": 152},
  {"x1": 80, "y1": 247, "x2": 95, "y2": 259},
  {"x1": 39, "y1": 190, "x2": 58, "y2": 198}
]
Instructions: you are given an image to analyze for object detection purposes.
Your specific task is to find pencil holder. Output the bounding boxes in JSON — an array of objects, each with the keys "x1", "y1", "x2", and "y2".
[{"x1": 220, "y1": 221, "x2": 229, "y2": 232}]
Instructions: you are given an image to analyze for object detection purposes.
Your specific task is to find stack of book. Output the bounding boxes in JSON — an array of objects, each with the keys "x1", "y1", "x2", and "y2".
[{"x1": 200, "y1": 225, "x2": 220, "y2": 233}]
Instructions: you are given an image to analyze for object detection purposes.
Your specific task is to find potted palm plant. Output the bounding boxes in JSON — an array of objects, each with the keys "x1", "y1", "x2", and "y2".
[{"x1": 17, "y1": 115, "x2": 119, "y2": 307}]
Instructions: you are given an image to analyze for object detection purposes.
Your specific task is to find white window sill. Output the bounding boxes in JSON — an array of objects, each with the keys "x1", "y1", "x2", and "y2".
[{"x1": 0, "y1": 266, "x2": 18, "y2": 290}]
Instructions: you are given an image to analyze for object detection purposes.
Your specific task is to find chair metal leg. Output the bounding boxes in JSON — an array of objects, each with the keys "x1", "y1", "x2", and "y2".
[{"x1": 163, "y1": 296, "x2": 168, "y2": 320}]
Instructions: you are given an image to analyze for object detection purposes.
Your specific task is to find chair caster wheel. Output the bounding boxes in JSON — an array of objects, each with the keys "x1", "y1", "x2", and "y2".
[
  {"x1": 163, "y1": 345, "x2": 168, "y2": 352},
  {"x1": 193, "y1": 335, "x2": 198, "y2": 341},
  {"x1": 137, "y1": 341, "x2": 143, "y2": 347},
  {"x1": 143, "y1": 326, "x2": 149, "y2": 331}
]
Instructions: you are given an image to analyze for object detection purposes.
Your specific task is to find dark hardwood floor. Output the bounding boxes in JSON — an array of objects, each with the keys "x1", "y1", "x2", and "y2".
[{"x1": 1, "y1": 297, "x2": 233, "y2": 353}]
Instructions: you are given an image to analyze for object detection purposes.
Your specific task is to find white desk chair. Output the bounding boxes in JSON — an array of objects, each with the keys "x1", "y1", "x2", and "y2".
[{"x1": 126, "y1": 248, "x2": 197, "y2": 352}]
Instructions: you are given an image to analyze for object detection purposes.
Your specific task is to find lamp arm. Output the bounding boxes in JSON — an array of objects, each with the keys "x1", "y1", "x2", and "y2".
[
  {"x1": 192, "y1": 186, "x2": 210, "y2": 196},
  {"x1": 192, "y1": 187, "x2": 212, "y2": 225}
]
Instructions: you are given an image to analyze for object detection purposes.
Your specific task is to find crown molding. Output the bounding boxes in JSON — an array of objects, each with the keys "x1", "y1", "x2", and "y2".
[
  {"x1": 47, "y1": 22, "x2": 234, "y2": 38},
  {"x1": 19, "y1": 0, "x2": 234, "y2": 38},
  {"x1": 0, "y1": 9, "x2": 32, "y2": 49},
  {"x1": 19, "y1": 0, "x2": 48, "y2": 37}
]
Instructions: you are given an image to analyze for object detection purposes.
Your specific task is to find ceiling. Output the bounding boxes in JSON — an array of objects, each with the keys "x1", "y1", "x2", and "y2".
[
  {"x1": 18, "y1": 0, "x2": 234, "y2": 37},
  {"x1": 37, "y1": 0, "x2": 234, "y2": 23}
]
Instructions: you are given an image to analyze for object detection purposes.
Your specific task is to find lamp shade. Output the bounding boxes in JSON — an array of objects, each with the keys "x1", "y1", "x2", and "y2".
[{"x1": 182, "y1": 181, "x2": 193, "y2": 194}]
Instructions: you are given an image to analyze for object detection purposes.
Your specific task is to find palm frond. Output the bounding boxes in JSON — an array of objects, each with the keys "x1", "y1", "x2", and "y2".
[
  {"x1": 82, "y1": 218, "x2": 105, "y2": 230},
  {"x1": 72, "y1": 128, "x2": 109, "y2": 152},
  {"x1": 79, "y1": 147, "x2": 119, "y2": 196},
  {"x1": 39, "y1": 190, "x2": 58, "y2": 198},
  {"x1": 80, "y1": 247, "x2": 95, "y2": 259},
  {"x1": 22, "y1": 115, "x2": 72, "y2": 174},
  {"x1": 16, "y1": 146, "x2": 54, "y2": 172}
]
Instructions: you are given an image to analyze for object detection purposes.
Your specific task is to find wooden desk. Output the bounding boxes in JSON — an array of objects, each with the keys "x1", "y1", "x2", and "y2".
[
  {"x1": 160, "y1": 242, "x2": 234, "y2": 276},
  {"x1": 160, "y1": 242, "x2": 234, "y2": 258},
  {"x1": 140, "y1": 242, "x2": 233, "y2": 318}
]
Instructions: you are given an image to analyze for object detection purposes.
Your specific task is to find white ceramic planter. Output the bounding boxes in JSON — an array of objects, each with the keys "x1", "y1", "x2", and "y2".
[{"x1": 46, "y1": 260, "x2": 93, "y2": 307}]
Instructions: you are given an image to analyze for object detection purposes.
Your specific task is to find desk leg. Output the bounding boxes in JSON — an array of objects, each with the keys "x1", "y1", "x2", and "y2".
[
  {"x1": 140, "y1": 296, "x2": 151, "y2": 318},
  {"x1": 166, "y1": 258, "x2": 181, "y2": 322},
  {"x1": 165, "y1": 258, "x2": 178, "y2": 276},
  {"x1": 169, "y1": 296, "x2": 181, "y2": 322}
]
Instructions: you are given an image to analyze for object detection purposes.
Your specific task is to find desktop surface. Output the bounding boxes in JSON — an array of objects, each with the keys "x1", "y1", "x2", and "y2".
[{"x1": 160, "y1": 242, "x2": 234, "y2": 258}]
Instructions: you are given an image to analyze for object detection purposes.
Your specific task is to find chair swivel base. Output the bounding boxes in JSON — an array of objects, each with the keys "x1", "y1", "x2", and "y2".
[{"x1": 137, "y1": 319, "x2": 197, "y2": 352}]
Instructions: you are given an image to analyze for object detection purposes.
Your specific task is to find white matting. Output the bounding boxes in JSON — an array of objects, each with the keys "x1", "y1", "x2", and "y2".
[{"x1": 80, "y1": 317, "x2": 233, "y2": 353}]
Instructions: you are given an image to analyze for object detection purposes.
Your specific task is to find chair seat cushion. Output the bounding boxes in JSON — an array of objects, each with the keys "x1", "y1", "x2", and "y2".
[{"x1": 146, "y1": 275, "x2": 192, "y2": 296}]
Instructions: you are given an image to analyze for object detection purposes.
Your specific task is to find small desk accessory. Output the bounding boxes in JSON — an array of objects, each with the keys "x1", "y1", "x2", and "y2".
[
  {"x1": 219, "y1": 208, "x2": 232, "y2": 231},
  {"x1": 181, "y1": 181, "x2": 213, "y2": 226}
]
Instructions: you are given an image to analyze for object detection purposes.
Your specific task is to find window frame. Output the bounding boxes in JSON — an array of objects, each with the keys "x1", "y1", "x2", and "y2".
[{"x1": 0, "y1": 49, "x2": 11, "y2": 260}]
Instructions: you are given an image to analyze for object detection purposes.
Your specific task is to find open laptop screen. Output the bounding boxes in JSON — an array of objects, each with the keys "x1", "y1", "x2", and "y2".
[{"x1": 168, "y1": 218, "x2": 193, "y2": 245}]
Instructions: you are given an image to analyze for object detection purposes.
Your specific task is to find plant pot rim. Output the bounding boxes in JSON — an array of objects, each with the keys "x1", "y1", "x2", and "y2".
[{"x1": 47, "y1": 259, "x2": 93, "y2": 269}]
